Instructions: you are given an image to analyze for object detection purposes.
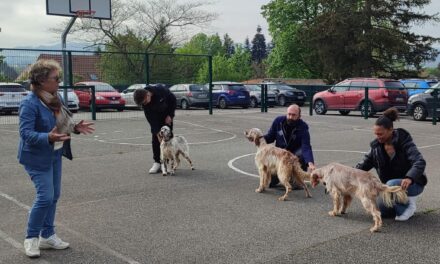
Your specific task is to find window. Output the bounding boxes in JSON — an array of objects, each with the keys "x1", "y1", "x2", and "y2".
[
  {"x1": 350, "y1": 81, "x2": 364, "y2": 91},
  {"x1": 212, "y1": 85, "x2": 222, "y2": 91},
  {"x1": 333, "y1": 81, "x2": 350, "y2": 92}
]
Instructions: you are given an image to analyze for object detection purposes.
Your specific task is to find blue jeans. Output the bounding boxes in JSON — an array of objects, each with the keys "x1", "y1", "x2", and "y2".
[
  {"x1": 25, "y1": 149, "x2": 62, "y2": 239},
  {"x1": 379, "y1": 179, "x2": 424, "y2": 218}
]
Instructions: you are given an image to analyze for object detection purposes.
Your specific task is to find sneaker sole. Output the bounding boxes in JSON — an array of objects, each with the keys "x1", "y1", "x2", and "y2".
[
  {"x1": 39, "y1": 244, "x2": 70, "y2": 250},
  {"x1": 25, "y1": 252, "x2": 40, "y2": 258}
]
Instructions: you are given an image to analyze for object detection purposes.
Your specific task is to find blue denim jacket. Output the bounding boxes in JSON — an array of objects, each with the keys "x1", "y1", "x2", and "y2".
[{"x1": 263, "y1": 116, "x2": 314, "y2": 164}]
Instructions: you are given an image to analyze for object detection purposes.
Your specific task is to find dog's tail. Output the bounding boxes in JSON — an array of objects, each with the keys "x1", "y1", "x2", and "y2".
[
  {"x1": 291, "y1": 160, "x2": 311, "y2": 181},
  {"x1": 380, "y1": 185, "x2": 409, "y2": 208}
]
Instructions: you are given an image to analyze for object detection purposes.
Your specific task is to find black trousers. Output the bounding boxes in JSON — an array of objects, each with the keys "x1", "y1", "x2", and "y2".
[{"x1": 150, "y1": 122, "x2": 173, "y2": 163}]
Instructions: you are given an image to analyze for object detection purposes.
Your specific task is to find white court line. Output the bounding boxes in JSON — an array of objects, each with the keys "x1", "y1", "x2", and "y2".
[
  {"x1": 0, "y1": 190, "x2": 140, "y2": 264},
  {"x1": 93, "y1": 120, "x2": 236, "y2": 146},
  {"x1": 228, "y1": 149, "x2": 368, "y2": 178}
]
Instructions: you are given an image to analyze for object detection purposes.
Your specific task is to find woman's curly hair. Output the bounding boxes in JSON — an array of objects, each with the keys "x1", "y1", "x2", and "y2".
[{"x1": 28, "y1": 59, "x2": 61, "y2": 90}]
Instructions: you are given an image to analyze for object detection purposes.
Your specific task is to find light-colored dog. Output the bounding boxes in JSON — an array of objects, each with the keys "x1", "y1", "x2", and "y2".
[
  {"x1": 244, "y1": 128, "x2": 311, "y2": 201},
  {"x1": 311, "y1": 163, "x2": 408, "y2": 232},
  {"x1": 158, "y1": 125, "x2": 194, "y2": 176}
]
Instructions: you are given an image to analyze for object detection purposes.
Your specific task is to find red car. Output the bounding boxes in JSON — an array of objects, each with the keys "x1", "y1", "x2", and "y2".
[
  {"x1": 312, "y1": 78, "x2": 408, "y2": 116},
  {"x1": 74, "y1": 81, "x2": 125, "y2": 111}
]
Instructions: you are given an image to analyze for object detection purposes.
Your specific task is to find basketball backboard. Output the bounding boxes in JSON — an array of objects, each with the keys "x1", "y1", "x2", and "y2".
[{"x1": 46, "y1": 0, "x2": 111, "y2": 20}]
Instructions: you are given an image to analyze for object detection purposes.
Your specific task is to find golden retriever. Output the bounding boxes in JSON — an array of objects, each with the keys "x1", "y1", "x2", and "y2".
[
  {"x1": 311, "y1": 163, "x2": 408, "y2": 232},
  {"x1": 244, "y1": 128, "x2": 311, "y2": 201}
]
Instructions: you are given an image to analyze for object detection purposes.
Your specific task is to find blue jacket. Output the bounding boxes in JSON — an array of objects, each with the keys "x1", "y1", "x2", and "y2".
[
  {"x1": 17, "y1": 92, "x2": 72, "y2": 171},
  {"x1": 264, "y1": 116, "x2": 314, "y2": 164}
]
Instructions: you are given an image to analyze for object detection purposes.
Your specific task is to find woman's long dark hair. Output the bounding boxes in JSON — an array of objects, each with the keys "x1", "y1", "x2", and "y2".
[{"x1": 375, "y1": 107, "x2": 399, "y2": 129}]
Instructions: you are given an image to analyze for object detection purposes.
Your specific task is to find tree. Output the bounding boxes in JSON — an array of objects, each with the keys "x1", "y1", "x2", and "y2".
[
  {"x1": 223, "y1": 34, "x2": 235, "y2": 58},
  {"x1": 52, "y1": 0, "x2": 217, "y2": 84},
  {"x1": 251, "y1": 26, "x2": 267, "y2": 63},
  {"x1": 263, "y1": 0, "x2": 440, "y2": 83},
  {"x1": 244, "y1": 37, "x2": 251, "y2": 52}
]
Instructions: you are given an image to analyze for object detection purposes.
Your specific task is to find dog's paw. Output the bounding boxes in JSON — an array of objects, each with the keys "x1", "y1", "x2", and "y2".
[
  {"x1": 328, "y1": 211, "x2": 339, "y2": 216},
  {"x1": 255, "y1": 188, "x2": 264, "y2": 193},
  {"x1": 278, "y1": 196, "x2": 287, "y2": 201},
  {"x1": 370, "y1": 226, "x2": 380, "y2": 233},
  {"x1": 162, "y1": 172, "x2": 168, "y2": 176}
]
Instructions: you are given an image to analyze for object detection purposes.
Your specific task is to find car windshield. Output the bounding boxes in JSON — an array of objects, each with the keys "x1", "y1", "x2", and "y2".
[
  {"x1": 246, "y1": 85, "x2": 261, "y2": 91},
  {"x1": 94, "y1": 84, "x2": 116, "y2": 92},
  {"x1": 428, "y1": 82, "x2": 439, "y2": 87},
  {"x1": 276, "y1": 85, "x2": 293, "y2": 90},
  {"x1": 227, "y1": 85, "x2": 245, "y2": 91},
  {"x1": 189, "y1": 85, "x2": 208, "y2": 91},
  {"x1": 0, "y1": 85, "x2": 26, "y2": 92},
  {"x1": 384, "y1": 81, "x2": 404, "y2": 88}
]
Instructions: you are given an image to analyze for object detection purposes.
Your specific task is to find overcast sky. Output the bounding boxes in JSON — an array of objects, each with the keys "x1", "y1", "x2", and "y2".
[{"x1": 0, "y1": 0, "x2": 439, "y2": 48}]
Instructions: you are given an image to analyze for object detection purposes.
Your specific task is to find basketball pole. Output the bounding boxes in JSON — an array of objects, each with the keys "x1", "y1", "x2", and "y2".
[{"x1": 61, "y1": 17, "x2": 77, "y2": 104}]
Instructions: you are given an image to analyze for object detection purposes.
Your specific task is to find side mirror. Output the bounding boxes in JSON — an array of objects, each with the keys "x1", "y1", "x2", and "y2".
[{"x1": 327, "y1": 88, "x2": 334, "y2": 92}]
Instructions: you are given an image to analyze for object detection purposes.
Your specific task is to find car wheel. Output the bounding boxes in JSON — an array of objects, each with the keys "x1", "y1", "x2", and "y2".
[
  {"x1": 412, "y1": 104, "x2": 427, "y2": 121},
  {"x1": 250, "y1": 97, "x2": 258, "y2": 108},
  {"x1": 313, "y1": 99, "x2": 327, "y2": 115},
  {"x1": 278, "y1": 95, "x2": 286, "y2": 106},
  {"x1": 219, "y1": 98, "x2": 227, "y2": 109},
  {"x1": 360, "y1": 101, "x2": 375, "y2": 117},
  {"x1": 181, "y1": 99, "x2": 189, "y2": 110},
  {"x1": 339, "y1": 110, "x2": 350, "y2": 116}
]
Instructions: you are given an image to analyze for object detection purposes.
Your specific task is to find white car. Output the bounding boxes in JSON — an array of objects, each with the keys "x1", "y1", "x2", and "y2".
[
  {"x1": 58, "y1": 88, "x2": 80, "y2": 113},
  {"x1": 120, "y1": 84, "x2": 147, "y2": 108},
  {"x1": 0, "y1": 82, "x2": 29, "y2": 114}
]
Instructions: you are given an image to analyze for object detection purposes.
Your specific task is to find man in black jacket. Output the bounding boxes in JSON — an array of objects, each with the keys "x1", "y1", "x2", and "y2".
[{"x1": 134, "y1": 84, "x2": 177, "y2": 173}]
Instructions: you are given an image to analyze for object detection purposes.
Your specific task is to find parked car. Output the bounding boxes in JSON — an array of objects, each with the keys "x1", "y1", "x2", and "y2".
[
  {"x1": 0, "y1": 82, "x2": 29, "y2": 114},
  {"x1": 210, "y1": 81, "x2": 250, "y2": 109},
  {"x1": 121, "y1": 84, "x2": 147, "y2": 108},
  {"x1": 312, "y1": 78, "x2": 408, "y2": 116},
  {"x1": 406, "y1": 83, "x2": 440, "y2": 121},
  {"x1": 74, "y1": 81, "x2": 125, "y2": 111},
  {"x1": 244, "y1": 84, "x2": 277, "y2": 108},
  {"x1": 400, "y1": 79, "x2": 438, "y2": 97},
  {"x1": 58, "y1": 88, "x2": 80, "y2": 113},
  {"x1": 266, "y1": 83, "x2": 307, "y2": 106},
  {"x1": 169, "y1": 84, "x2": 209, "y2": 109}
]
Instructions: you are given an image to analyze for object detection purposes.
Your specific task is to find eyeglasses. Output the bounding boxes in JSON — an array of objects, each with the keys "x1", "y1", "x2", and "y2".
[{"x1": 48, "y1": 76, "x2": 61, "y2": 83}]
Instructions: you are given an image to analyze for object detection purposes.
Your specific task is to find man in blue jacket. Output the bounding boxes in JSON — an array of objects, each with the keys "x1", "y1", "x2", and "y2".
[{"x1": 264, "y1": 104, "x2": 316, "y2": 188}]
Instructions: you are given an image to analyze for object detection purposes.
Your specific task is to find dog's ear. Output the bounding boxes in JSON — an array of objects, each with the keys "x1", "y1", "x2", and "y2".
[
  {"x1": 170, "y1": 130, "x2": 174, "y2": 138},
  {"x1": 311, "y1": 172, "x2": 321, "y2": 188},
  {"x1": 157, "y1": 131, "x2": 164, "y2": 143},
  {"x1": 255, "y1": 136, "x2": 261, "y2": 147}
]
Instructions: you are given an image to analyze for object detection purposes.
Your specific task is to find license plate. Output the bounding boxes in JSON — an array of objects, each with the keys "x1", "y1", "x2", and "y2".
[
  {"x1": 238, "y1": 96, "x2": 245, "y2": 99},
  {"x1": 198, "y1": 94, "x2": 207, "y2": 98},
  {"x1": 109, "y1": 101, "x2": 120, "y2": 104},
  {"x1": 268, "y1": 98, "x2": 275, "y2": 101},
  {"x1": 297, "y1": 96, "x2": 304, "y2": 99},
  {"x1": 395, "y1": 98, "x2": 404, "y2": 102}
]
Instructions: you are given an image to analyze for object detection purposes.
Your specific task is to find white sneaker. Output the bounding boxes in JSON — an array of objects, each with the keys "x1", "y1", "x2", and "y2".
[
  {"x1": 149, "y1": 162, "x2": 161, "y2": 174},
  {"x1": 39, "y1": 234, "x2": 70, "y2": 250},
  {"x1": 395, "y1": 196, "x2": 417, "y2": 221},
  {"x1": 24, "y1": 237, "x2": 40, "y2": 258}
]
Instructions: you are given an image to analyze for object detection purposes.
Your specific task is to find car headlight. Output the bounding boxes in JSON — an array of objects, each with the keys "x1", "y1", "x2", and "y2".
[{"x1": 96, "y1": 96, "x2": 105, "y2": 100}]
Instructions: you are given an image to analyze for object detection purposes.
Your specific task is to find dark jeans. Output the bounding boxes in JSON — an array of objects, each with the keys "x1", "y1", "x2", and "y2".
[
  {"x1": 150, "y1": 122, "x2": 173, "y2": 163},
  {"x1": 378, "y1": 179, "x2": 424, "y2": 218}
]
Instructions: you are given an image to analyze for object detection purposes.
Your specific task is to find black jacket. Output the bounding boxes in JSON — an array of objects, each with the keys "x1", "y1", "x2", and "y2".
[
  {"x1": 142, "y1": 86, "x2": 176, "y2": 133},
  {"x1": 356, "y1": 128, "x2": 427, "y2": 186}
]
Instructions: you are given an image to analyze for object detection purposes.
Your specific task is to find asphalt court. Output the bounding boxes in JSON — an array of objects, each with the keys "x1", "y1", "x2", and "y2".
[{"x1": 0, "y1": 107, "x2": 439, "y2": 263}]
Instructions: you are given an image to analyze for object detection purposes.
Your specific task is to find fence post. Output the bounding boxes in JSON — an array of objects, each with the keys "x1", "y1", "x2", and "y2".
[
  {"x1": 309, "y1": 86, "x2": 314, "y2": 116},
  {"x1": 364, "y1": 87, "x2": 369, "y2": 119},
  {"x1": 90, "y1": 86, "x2": 96, "y2": 121},
  {"x1": 432, "y1": 89, "x2": 438, "y2": 126},
  {"x1": 144, "y1": 53, "x2": 150, "y2": 85},
  {"x1": 208, "y1": 55, "x2": 213, "y2": 115}
]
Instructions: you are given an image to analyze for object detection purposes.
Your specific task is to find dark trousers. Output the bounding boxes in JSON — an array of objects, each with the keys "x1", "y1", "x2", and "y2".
[{"x1": 150, "y1": 122, "x2": 173, "y2": 163}]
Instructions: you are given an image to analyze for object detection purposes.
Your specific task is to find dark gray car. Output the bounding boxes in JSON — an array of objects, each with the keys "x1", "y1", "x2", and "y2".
[
  {"x1": 266, "y1": 83, "x2": 307, "y2": 106},
  {"x1": 407, "y1": 84, "x2": 440, "y2": 121},
  {"x1": 169, "y1": 84, "x2": 209, "y2": 110}
]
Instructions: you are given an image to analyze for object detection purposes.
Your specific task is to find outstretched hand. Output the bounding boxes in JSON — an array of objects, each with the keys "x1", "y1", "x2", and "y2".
[
  {"x1": 48, "y1": 127, "x2": 70, "y2": 143},
  {"x1": 74, "y1": 120, "x2": 95, "y2": 135}
]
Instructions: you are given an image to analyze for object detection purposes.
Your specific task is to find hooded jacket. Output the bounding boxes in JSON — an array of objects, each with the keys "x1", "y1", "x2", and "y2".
[
  {"x1": 356, "y1": 128, "x2": 427, "y2": 186},
  {"x1": 142, "y1": 86, "x2": 176, "y2": 133},
  {"x1": 263, "y1": 115, "x2": 314, "y2": 165}
]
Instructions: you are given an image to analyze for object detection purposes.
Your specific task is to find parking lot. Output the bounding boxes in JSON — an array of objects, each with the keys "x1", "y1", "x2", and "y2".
[{"x1": 1, "y1": 107, "x2": 439, "y2": 263}]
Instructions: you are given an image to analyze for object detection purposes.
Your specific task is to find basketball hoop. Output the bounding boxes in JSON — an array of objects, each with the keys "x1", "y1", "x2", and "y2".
[{"x1": 76, "y1": 10, "x2": 96, "y2": 18}]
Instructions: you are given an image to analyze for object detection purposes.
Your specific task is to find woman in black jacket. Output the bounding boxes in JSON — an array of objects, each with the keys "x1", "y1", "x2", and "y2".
[
  {"x1": 356, "y1": 108, "x2": 427, "y2": 221},
  {"x1": 134, "y1": 84, "x2": 177, "y2": 174}
]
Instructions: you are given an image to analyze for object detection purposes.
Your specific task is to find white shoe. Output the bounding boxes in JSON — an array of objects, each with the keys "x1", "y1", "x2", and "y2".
[
  {"x1": 149, "y1": 162, "x2": 161, "y2": 174},
  {"x1": 395, "y1": 196, "x2": 417, "y2": 221},
  {"x1": 24, "y1": 237, "x2": 40, "y2": 258},
  {"x1": 39, "y1": 234, "x2": 70, "y2": 250}
]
